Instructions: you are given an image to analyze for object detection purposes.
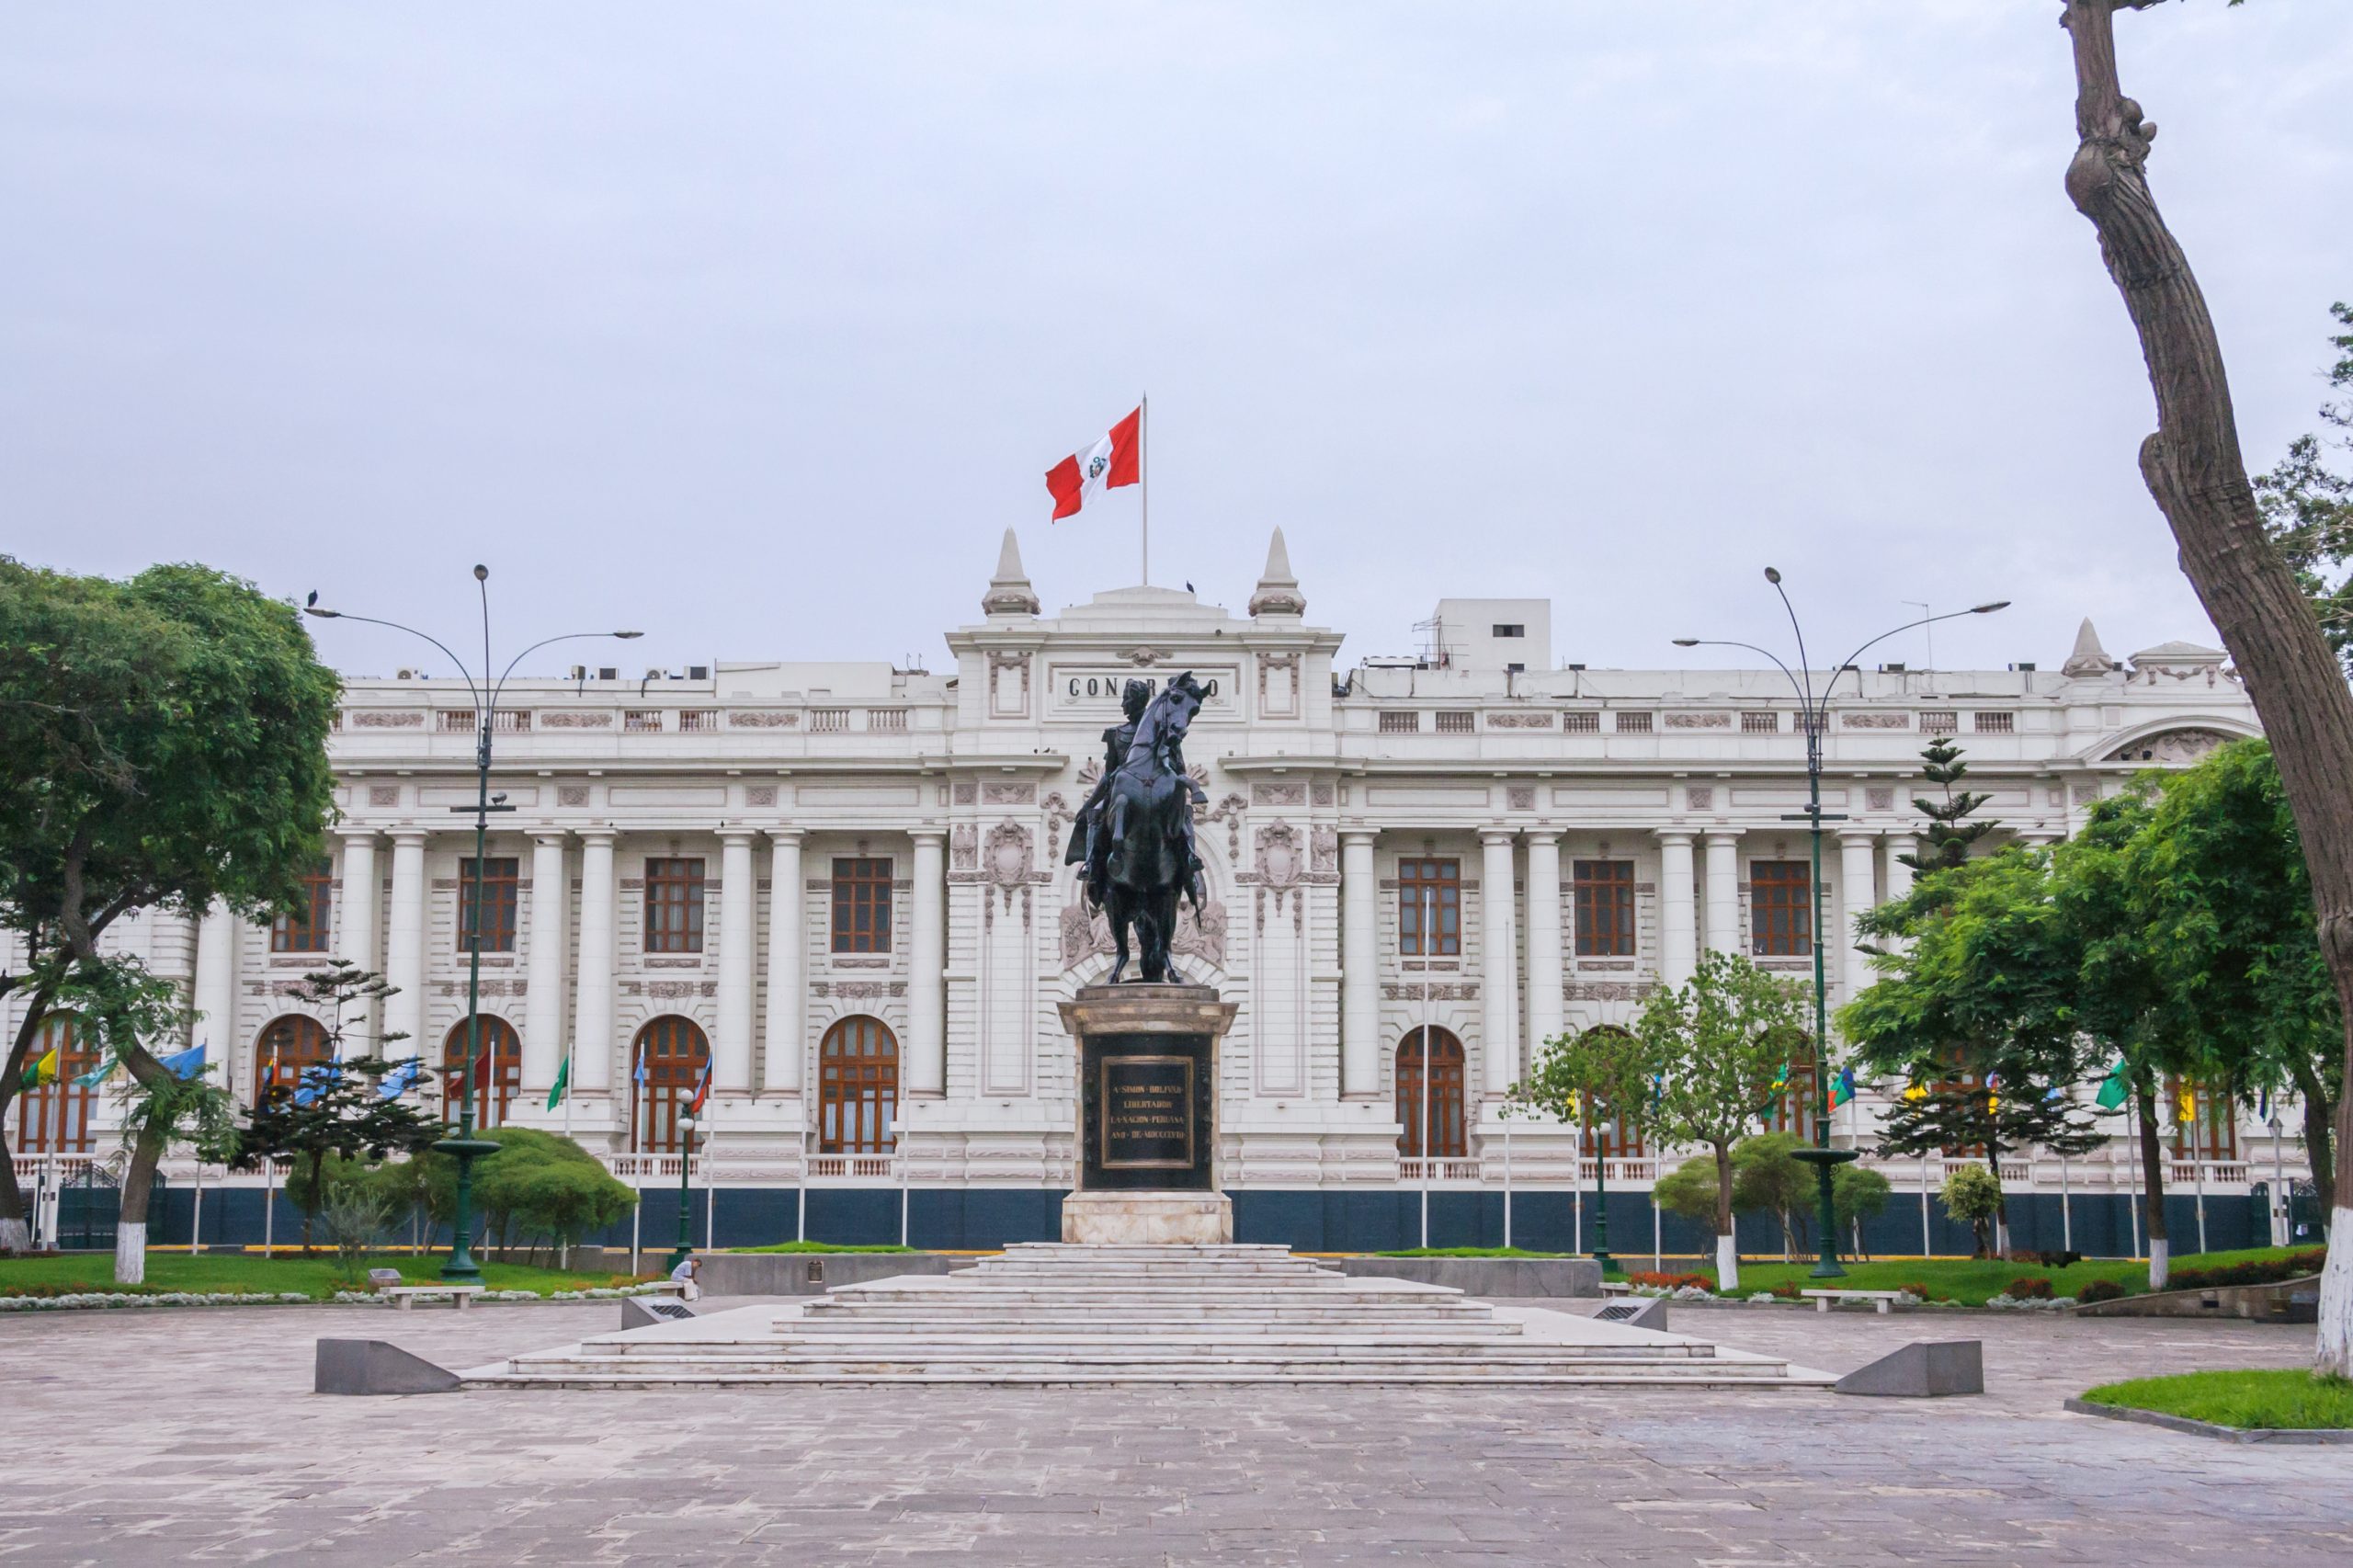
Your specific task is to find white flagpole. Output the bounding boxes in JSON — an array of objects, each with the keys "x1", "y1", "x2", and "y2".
[{"x1": 1139, "y1": 392, "x2": 1150, "y2": 586}]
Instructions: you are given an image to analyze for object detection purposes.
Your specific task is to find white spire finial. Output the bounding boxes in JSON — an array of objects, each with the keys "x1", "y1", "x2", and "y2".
[
  {"x1": 2062, "y1": 617, "x2": 2114, "y2": 677},
  {"x1": 1248, "y1": 527, "x2": 1304, "y2": 618},
  {"x1": 981, "y1": 527, "x2": 1040, "y2": 618}
]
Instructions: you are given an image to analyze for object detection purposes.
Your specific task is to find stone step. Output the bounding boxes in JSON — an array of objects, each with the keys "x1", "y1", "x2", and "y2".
[
  {"x1": 581, "y1": 1340, "x2": 1714, "y2": 1364},
  {"x1": 471, "y1": 1364, "x2": 1824, "y2": 1389},
  {"x1": 796, "y1": 1306, "x2": 1499, "y2": 1325}
]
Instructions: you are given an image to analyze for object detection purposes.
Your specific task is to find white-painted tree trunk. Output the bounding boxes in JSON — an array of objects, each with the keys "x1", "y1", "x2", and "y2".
[
  {"x1": 0, "y1": 1217, "x2": 28, "y2": 1255},
  {"x1": 2148, "y1": 1237, "x2": 2169, "y2": 1293},
  {"x1": 2315, "y1": 1211, "x2": 2353, "y2": 1379},
  {"x1": 114, "y1": 1221, "x2": 146, "y2": 1285},
  {"x1": 1715, "y1": 1233, "x2": 1739, "y2": 1293}
]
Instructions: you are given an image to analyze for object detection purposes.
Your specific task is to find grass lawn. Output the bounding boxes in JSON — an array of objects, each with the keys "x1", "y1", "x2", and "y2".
[
  {"x1": 0, "y1": 1252, "x2": 654, "y2": 1301},
  {"x1": 2083, "y1": 1369, "x2": 2353, "y2": 1430},
  {"x1": 725, "y1": 1241, "x2": 918, "y2": 1254},
  {"x1": 1694, "y1": 1244, "x2": 2319, "y2": 1307}
]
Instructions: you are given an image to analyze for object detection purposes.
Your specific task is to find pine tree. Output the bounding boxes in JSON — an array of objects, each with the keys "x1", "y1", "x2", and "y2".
[{"x1": 1900, "y1": 736, "x2": 1996, "y2": 874}]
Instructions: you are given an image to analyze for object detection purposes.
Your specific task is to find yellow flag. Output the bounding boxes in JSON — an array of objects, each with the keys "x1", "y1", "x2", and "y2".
[
  {"x1": 21, "y1": 1046, "x2": 60, "y2": 1089},
  {"x1": 2177, "y1": 1085, "x2": 2197, "y2": 1127},
  {"x1": 1902, "y1": 1082, "x2": 1927, "y2": 1103}
]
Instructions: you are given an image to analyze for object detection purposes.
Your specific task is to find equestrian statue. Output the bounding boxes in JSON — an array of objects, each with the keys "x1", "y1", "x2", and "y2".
[{"x1": 1063, "y1": 672, "x2": 1211, "y2": 983}]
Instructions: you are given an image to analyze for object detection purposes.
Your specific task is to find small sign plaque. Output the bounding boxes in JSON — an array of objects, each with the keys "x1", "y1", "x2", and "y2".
[{"x1": 1100, "y1": 1056, "x2": 1195, "y2": 1170}]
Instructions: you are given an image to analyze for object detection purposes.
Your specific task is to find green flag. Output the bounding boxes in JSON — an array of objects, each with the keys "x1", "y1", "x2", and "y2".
[
  {"x1": 546, "y1": 1054, "x2": 570, "y2": 1111},
  {"x1": 2095, "y1": 1058, "x2": 2130, "y2": 1112}
]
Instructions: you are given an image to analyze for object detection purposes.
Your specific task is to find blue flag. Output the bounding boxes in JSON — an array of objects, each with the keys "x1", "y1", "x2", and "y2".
[
  {"x1": 633, "y1": 1041, "x2": 649, "y2": 1085},
  {"x1": 157, "y1": 1043, "x2": 208, "y2": 1081},
  {"x1": 292, "y1": 1063, "x2": 341, "y2": 1107},
  {"x1": 377, "y1": 1058, "x2": 426, "y2": 1101}
]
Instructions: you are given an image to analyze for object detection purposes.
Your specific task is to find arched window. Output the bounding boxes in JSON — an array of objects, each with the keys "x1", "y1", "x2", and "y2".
[
  {"x1": 255, "y1": 1015, "x2": 333, "y2": 1103},
  {"x1": 2167, "y1": 1077, "x2": 2239, "y2": 1162},
  {"x1": 14, "y1": 1014, "x2": 97, "y2": 1154},
  {"x1": 1394, "y1": 1027, "x2": 1466, "y2": 1159},
  {"x1": 440, "y1": 1016, "x2": 522, "y2": 1128},
  {"x1": 629, "y1": 1016, "x2": 710, "y2": 1153},
  {"x1": 820, "y1": 1016, "x2": 899, "y2": 1153},
  {"x1": 1760, "y1": 1033, "x2": 1819, "y2": 1142},
  {"x1": 1575, "y1": 1026, "x2": 1649, "y2": 1158}
]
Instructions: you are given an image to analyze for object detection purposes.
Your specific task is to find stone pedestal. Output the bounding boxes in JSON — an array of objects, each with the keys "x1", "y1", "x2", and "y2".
[{"x1": 1058, "y1": 983, "x2": 1238, "y2": 1245}]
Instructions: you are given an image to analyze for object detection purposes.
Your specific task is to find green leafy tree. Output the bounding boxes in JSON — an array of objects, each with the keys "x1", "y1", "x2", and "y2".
[
  {"x1": 1831, "y1": 1164, "x2": 1892, "y2": 1263},
  {"x1": 1939, "y1": 1164, "x2": 2004, "y2": 1259},
  {"x1": 233, "y1": 964, "x2": 438, "y2": 1251},
  {"x1": 0, "y1": 559, "x2": 338, "y2": 1273},
  {"x1": 1731, "y1": 1132, "x2": 1813, "y2": 1263},
  {"x1": 1652, "y1": 1156, "x2": 1726, "y2": 1237},
  {"x1": 1507, "y1": 1024, "x2": 1653, "y2": 1147},
  {"x1": 1634, "y1": 949, "x2": 1806, "y2": 1290},
  {"x1": 468, "y1": 1127, "x2": 637, "y2": 1263},
  {"x1": 2254, "y1": 303, "x2": 2353, "y2": 674},
  {"x1": 1898, "y1": 735, "x2": 1997, "y2": 875},
  {"x1": 1845, "y1": 846, "x2": 2109, "y2": 1251}
]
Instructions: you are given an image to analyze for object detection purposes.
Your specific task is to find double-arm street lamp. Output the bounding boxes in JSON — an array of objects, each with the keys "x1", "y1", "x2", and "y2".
[
  {"x1": 308, "y1": 567, "x2": 640, "y2": 1283},
  {"x1": 1676, "y1": 570, "x2": 2006, "y2": 1278}
]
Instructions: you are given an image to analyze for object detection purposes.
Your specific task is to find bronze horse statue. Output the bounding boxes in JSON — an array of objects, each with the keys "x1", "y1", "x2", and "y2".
[{"x1": 1064, "y1": 671, "x2": 1209, "y2": 983}]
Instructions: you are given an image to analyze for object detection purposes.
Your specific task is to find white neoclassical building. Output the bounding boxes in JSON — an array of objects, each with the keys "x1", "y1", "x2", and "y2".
[{"x1": 8, "y1": 532, "x2": 2305, "y2": 1253}]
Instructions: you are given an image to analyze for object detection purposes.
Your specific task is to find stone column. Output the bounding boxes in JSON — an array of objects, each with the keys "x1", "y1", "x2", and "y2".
[
  {"x1": 521, "y1": 832, "x2": 570, "y2": 1098},
  {"x1": 1657, "y1": 832, "x2": 1698, "y2": 985},
  {"x1": 715, "y1": 831, "x2": 757, "y2": 1092},
  {"x1": 1883, "y1": 835, "x2": 1915, "y2": 903},
  {"x1": 1339, "y1": 831, "x2": 1380, "y2": 1098},
  {"x1": 1839, "y1": 832, "x2": 1879, "y2": 1008},
  {"x1": 1523, "y1": 831, "x2": 1564, "y2": 1054},
  {"x1": 907, "y1": 830, "x2": 947, "y2": 1097},
  {"x1": 573, "y1": 832, "x2": 616, "y2": 1095},
  {"x1": 335, "y1": 831, "x2": 381, "y2": 1052},
  {"x1": 1479, "y1": 831, "x2": 1520, "y2": 1096},
  {"x1": 192, "y1": 902, "x2": 240, "y2": 1096},
  {"x1": 764, "y1": 830, "x2": 805, "y2": 1096},
  {"x1": 382, "y1": 832, "x2": 428, "y2": 1063},
  {"x1": 1703, "y1": 832, "x2": 1741, "y2": 955}
]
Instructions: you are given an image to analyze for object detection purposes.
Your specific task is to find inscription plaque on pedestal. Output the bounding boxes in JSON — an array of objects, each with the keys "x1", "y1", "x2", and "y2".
[{"x1": 1079, "y1": 1032, "x2": 1214, "y2": 1191}]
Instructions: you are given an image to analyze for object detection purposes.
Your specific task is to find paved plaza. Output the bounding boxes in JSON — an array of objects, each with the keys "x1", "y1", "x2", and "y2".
[{"x1": 0, "y1": 1297, "x2": 2340, "y2": 1566}]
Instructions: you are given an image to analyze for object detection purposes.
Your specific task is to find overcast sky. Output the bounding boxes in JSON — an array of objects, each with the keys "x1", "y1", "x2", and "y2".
[{"x1": 5, "y1": 3, "x2": 2347, "y2": 684}]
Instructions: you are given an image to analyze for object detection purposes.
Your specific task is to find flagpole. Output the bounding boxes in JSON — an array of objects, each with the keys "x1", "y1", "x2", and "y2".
[{"x1": 1139, "y1": 392, "x2": 1149, "y2": 586}]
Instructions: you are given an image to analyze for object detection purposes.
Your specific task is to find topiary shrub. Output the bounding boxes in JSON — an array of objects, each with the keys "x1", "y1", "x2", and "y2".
[
  {"x1": 2076, "y1": 1278, "x2": 2126, "y2": 1303},
  {"x1": 2006, "y1": 1276, "x2": 2054, "y2": 1301},
  {"x1": 2167, "y1": 1249, "x2": 2327, "y2": 1291}
]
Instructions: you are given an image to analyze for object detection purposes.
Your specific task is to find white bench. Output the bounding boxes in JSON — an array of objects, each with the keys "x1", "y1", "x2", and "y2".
[
  {"x1": 380, "y1": 1284, "x2": 486, "y2": 1312},
  {"x1": 1598, "y1": 1281, "x2": 1634, "y2": 1297},
  {"x1": 1802, "y1": 1288, "x2": 1906, "y2": 1315}
]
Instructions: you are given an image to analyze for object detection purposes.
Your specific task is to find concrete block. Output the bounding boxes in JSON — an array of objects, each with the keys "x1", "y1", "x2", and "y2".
[
  {"x1": 621, "y1": 1296, "x2": 700, "y2": 1331},
  {"x1": 1834, "y1": 1339, "x2": 1983, "y2": 1398},
  {"x1": 313, "y1": 1339, "x2": 460, "y2": 1396}
]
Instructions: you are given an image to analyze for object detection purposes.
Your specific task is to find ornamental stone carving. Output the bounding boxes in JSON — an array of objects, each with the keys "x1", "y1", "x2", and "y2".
[
  {"x1": 983, "y1": 781, "x2": 1036, "y2": 805},
  {"x1": 745, "y1": 785, "x2": 778, "y2": 808},
  {"x1": 1252, "y1": 782, "x2": 1305, "y2": 807},
  {"x1": 953, "y1": 779, "x2": 977, "y2": 805},
  {"x1": 983, "y1": 820, "x2": 1035, "y2": 894},
  {"x1": 1685, "y1": 786, "x2": 1714, "y2": 811},
  {"x1": 1311, "y1": 780, "x2": 1336, "y2": 807},
  {"x1": 1252, "y1": 822, "x2": 1305, "y2": 889},
  {"x1": 537, "y1": 710, "x2": 613, "y2": 729},
  {"x1": 1563, "y1": 981, "x2": 1660, "y2": 1002},
  {"x1": 1866, "y1": 787, "x2": 1894, "y2": 812},
  {"x1": 1381, "y1": 983, "x2": 1479, "y2": 1001},
  {"x1": 949, "y1": 823, "x2": 978, "y2": 870},
  {"x1": 1487, "y1": 712, "x2": 1554, "y2": 729},
  {"x1": 1506, "y1": 786, "x2": 1536, "y2": 811},
  {"x1": 557, "y1": 785, "x2": 589, "y2": 807},
  {"x1": 368, "y1": 785, "x2": 401, "y2": 807},
  {"x1": 2104, "y1": 728, "x2": 2233, "y2": 766},
  {"x1": 726, "y1": 709, "x2": 801, "y2": 728},
  {"x1": 1841, "y1": 712, "x2": 1910, "y2": 729},
  {"x1": 1200, "y1": 792, "x2": 1249, "y2": 864},
  {"x1": 1665, "y1": 712, "x2": 1733, "y2": 729},
  {"x1": 1311, "y1": 824, "x2": 1339, "y2": 874},
  {"x1": 352, "y1": 710, "x2": 424, "y2": 728}
]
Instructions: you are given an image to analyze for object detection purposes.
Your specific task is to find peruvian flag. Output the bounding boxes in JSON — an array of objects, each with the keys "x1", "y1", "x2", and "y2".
[{"x1": 1045, "y1": 405, "x2": 1142, "y2": 520}]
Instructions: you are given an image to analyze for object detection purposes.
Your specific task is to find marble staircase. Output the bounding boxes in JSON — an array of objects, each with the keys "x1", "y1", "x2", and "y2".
[{"x1": 468, "y1": 1244, "x2": 1835, "y2": 1388}]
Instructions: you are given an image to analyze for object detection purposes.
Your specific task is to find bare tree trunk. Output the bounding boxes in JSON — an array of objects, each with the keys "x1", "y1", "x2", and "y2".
[
  {"x1": 1711, "y1": 1142, "x2": 1738, "y2": 1291},
  {"x1": 2137, "y1": 1087, "x2": 2170, "y2": 1290},
  {"x1": 2290, "y1": 1055, "x2": 2336, "y2": 1217},
  {"x1": 2061, "y1": 0, "x2": 2353, "y2": 1377}
]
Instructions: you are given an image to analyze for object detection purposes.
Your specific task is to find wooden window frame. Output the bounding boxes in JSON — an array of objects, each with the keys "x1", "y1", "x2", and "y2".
[
  {"x1": 1750, "y1": 860, "x2": 1813, "y2": 957},
  {"x1": 13, "y1": 1014, "x2": 97, "y2": 1154},
  {"x1": 458, "y1": 857, "x2": 521, "y2": 954},
  {"x1": 831, "y1": 858, "x2": 894, "y2": 954},
  {"x1": 441, "y1": 1016, "x2": 522, "y2": 1128},
  {"x1": 1394, "y1": 1028, "x2": 1467, "y2": 1158},
  {"x1": 1573, "y1": 859, "x2": 1636, "y2": 957},
  {"x1": 819, "y1": 1016, "x2": 901, "y2": 1153},
  {"x1": 1397, "y1": 857, "x2": 1461, "y2": 957},
  {"x1": 255, "y1": 1015, "x2": 333, "y2": 1103},
  {"x1": 629, "y1": 1016, "x2": 710, "y2": 1153},
  {"x1": 643, "y1": 857, "x2": 708, "y2": 955},
  {"x1": 2166, "y1": 1077, "x2": 2240, "y2": 1162},
  {"x1": 272, "y1": 858, "x2": 335, "y2": 953}
]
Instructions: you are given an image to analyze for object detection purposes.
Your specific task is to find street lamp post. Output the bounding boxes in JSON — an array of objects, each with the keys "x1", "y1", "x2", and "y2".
[
  {"x1": 668, "y1": 1116, "x2": 698, "y2": 1273},
  {"x1": 1589, "y1": 1109, "x2": 1615, "y2": 1275},
  {"x1": 307, "y1": 569, "x2": 639, "y2": 1282},
  {"x1": 1676, "y1": 573, "x2": 2006, "y2": 1279}
]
